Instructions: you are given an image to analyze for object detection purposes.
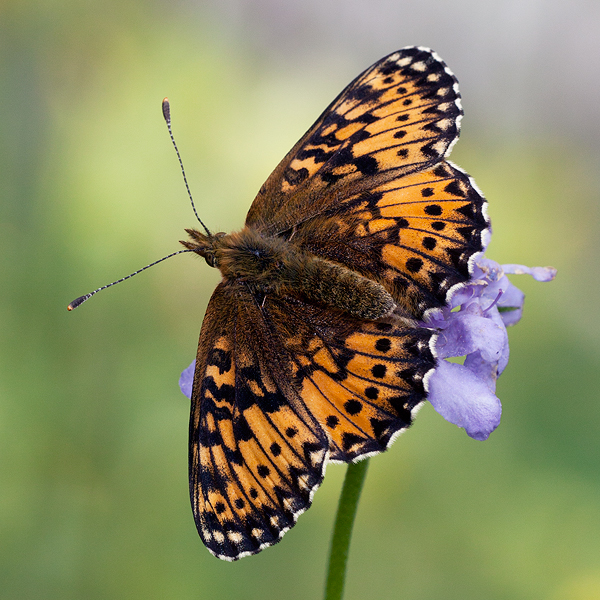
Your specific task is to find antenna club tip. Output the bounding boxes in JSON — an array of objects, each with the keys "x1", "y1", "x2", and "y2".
[
  {"x1": 162, "y1": 98, "x2": 171, "y2": 123},
  {"x1": 67, "y1": 296, "x2": 86, "y2": 311}
]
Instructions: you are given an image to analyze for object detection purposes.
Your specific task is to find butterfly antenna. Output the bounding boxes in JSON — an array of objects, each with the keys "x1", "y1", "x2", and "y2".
[
  {"x1": 162, "y1": 98, "x2": 211, "y2": 237},
  {"x1": 67, "y1": 249, "x2": 194, "y2": 311}
]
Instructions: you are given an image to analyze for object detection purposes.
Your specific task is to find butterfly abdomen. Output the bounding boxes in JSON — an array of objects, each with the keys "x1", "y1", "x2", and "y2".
[
  {"x1": 293, "y1": 253, "x2": 395, "y2": 320},
  {"x1": 187, "y1": 227, "x2": 395, "y2": 321}
]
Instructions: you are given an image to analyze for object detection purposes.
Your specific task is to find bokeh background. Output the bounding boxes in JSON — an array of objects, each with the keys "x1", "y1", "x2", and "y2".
[{"x1": 1, "y1": 1, "x2": 599, "y2": 599}]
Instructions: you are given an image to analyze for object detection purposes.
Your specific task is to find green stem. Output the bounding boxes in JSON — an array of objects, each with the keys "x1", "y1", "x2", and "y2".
[{"x1": 324, "y1": 458, "x2": 370, "y2": 600}]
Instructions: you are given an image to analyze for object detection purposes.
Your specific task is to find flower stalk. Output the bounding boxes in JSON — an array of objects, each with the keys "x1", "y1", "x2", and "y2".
[{"x1": 324, "y1": 459, "x2": 370, "y2": 600}]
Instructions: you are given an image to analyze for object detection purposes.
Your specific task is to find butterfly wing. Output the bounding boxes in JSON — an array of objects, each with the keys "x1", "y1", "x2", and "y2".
[
  {"x1": 190, "y1": 47, "x2": 488, "y2": 560},
  {"x1": 290, "y1": 160, "x2": 488, "y2": 318},
  {"x1": 260, "y1": 294, "x2": 437, "y2": 462},
  {"x1": 246, "y1": 46, "x2": 463, "y2": 236},
  {"x1": 189, "y1": 281, "x2": 329, "y2": 561}
]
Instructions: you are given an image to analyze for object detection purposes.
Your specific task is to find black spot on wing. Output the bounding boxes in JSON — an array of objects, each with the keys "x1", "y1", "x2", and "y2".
[{"x1": 284, "y1": 166, "x2": 309, "y2": 186}]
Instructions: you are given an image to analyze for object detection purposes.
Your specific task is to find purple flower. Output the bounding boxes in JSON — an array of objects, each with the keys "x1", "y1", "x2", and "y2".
[
  {"x1": 424, "y1": 258, "x2": 556, "y2": 440},
  {"x1": 179, "y1": 360, "x2": 195, "y2": 399}
]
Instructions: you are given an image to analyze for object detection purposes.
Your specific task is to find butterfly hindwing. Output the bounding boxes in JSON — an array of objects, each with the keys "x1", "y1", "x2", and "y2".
[
  {"x1": 261, "y1": 295, "x2": 437, "y2": 462},
  {"x1": 246, "y1": 46, "x2": 463, "y2": 235},
  {"x1": 190, "y1": 282, "x2": 328, "y2": 560}
]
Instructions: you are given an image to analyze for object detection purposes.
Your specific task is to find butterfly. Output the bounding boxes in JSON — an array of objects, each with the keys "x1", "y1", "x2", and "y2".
[{"x1": 181, "y1": 46, "x2": 489, "y2": 560}]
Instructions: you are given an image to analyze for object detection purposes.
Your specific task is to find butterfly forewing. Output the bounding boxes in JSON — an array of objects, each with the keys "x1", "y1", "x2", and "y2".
[
  {"x1": 246, "y1": 47, "x2": 462, "y2": 235},
  {"x1": 190, "y1": 282, "x2": 328, "y2": 560}
]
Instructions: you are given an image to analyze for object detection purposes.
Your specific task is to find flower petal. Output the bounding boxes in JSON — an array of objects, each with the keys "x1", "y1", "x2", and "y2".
[
  {"x1": 427, "y1": 360, "x2": 502, "y2": 440},
  {"x1": 471, "y1": 258, "x2": 504, "y2": 283},
  {"x1": 497, "y1": 279, "x2": 525, "y2": 326},
  {"x1": 463, "y1": 351, "x2": 498, "y2": 392},
  {"x1": 447, "y1": 281, "x2": 485, "y2": 310},
  {"x1": 502, "y1": 264, "x2": 557, "y2": 282},
  {"x1": 435, "y1": 313, "x2": 505, "y2": 362},
  {"x1": 490, "y1": 309, "x2": 510, "y2": 374},
  {"x1": 497, "y1": 278, "x2": 524, "y2": 308},
  {"x1": 179, "y1": 360, "x2": 195, "y2": 399}
]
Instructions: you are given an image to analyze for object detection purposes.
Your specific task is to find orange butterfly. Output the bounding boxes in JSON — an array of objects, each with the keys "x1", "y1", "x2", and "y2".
[{"x1": 179, "y1": 46, "x2": 489, "y2": 560}]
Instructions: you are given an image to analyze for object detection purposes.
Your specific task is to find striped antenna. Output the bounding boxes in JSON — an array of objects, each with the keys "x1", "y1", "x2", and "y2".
[
  {"x1": 67, "y1": 249, "x2": 193, "y2": 311},
  {"x1": 162, "y1": 98, "x2": 211, "y2": 237},
  {"x1": 68, "y1": 99, "x2": 209, "y2": 312}
]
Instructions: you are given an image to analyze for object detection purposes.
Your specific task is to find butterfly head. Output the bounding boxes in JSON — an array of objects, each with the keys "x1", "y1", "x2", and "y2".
[
  {"x1": 180, "y1": 228, "x2": 228, "y2": 268},
  {"x1": 181, "y1": 226, "x2": 291, "y2": 285}
]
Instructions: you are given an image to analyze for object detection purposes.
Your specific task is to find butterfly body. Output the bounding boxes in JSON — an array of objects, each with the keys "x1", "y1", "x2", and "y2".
[
  {"x1": 186, "y1": 47, "x2": 490, "y2": 560},
  {"x1": 183, "y1": 226, "x2": 396, "y2": 321}
]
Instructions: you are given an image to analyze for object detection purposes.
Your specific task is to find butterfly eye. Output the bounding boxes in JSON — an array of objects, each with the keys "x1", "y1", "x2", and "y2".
[{"x1": 204, "y1": 254, "x2": 218, "y2": 268}]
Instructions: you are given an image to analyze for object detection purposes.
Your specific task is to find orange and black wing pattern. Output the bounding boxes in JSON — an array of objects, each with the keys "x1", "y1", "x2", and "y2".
[
  {"x1": 189, "y1": 47, "x2": 489, "y2": 560},
  {"x1": 244, "y1": 46, "x2": 488, "y2": 317},
  {"x1": 246, "y1": 47, "x2": 465, "y2": 237},
  {"x1": 290, "y1": 160, "x2": 488, "y2": 318},
  {"x1": 189, "y1": 282, "x2": 329, "y2": 560},
  {"x1": 261, "y1": 294, "x2": 436, "y2": 463}
]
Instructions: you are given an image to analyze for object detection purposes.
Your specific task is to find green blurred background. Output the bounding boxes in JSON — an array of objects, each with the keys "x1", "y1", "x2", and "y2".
[{"x1": 1, "y1": 1, "x2": 599, "y2": 599}]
